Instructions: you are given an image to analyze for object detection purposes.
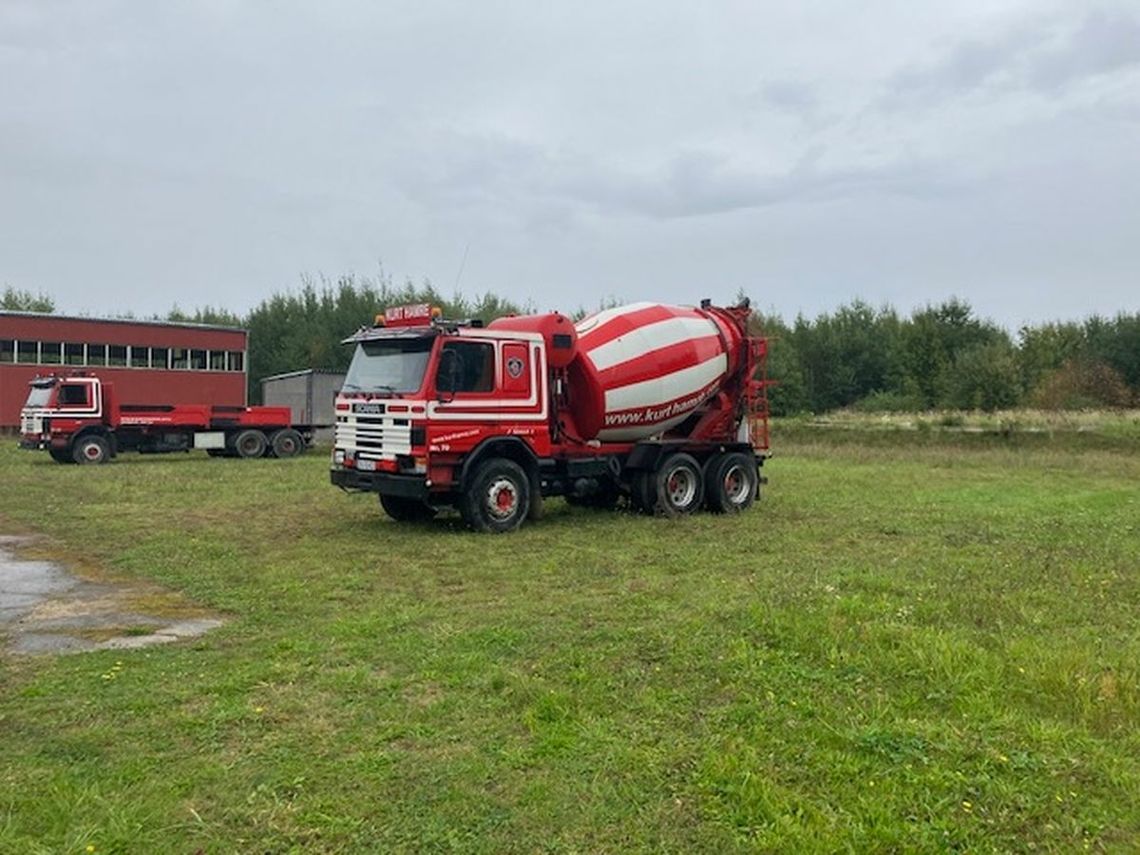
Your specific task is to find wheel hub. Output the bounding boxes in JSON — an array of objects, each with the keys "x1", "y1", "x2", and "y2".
[{"x1": 487, "y1": 479, "x2": 518, "y2": 520}]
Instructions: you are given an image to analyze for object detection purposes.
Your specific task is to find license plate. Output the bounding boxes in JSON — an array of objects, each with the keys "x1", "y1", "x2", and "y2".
[
  {"x1": 355, "y1": 403, "x2": 385, "y2": 414},
  {"x1": 357, "y1": 459, "x2": 377, "y2": 471}
]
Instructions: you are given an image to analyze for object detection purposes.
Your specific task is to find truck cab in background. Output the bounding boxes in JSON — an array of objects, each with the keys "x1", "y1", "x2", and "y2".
[{"x1": 331, "y1": 300, "x2": 770, "y2": 532}]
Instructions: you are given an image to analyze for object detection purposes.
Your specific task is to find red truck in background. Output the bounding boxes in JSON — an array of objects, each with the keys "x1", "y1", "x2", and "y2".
[
  {"x1": 19, "y1": 373, "x2": 311, "y2": 464},
  {"x1": 330, "y1": 298, "x2": 770, "y2": 532}
]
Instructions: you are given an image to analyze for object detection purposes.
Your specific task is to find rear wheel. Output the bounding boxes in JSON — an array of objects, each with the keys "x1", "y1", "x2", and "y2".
[
  {"x1": 233, "y1": 429, "x2": 268, "y2": 459},
  {"x1": 270, "y1": 428, "x2": 305, "y2": 458},
  {"x1": 72, "y1": 434, "x2": 110, "y2": 465},
  {"x1": 461, "y1": 458, "x2": 531, "y2": 533},
  {"x1": 379, "y1": 494, "x2": 437, "y2": 522},
  {"x1": 704, "y1": 452, "x2": 758, "y2": 513},
  {"x1": 654, "y1": 453, "x2": 703, "y2": 516}
]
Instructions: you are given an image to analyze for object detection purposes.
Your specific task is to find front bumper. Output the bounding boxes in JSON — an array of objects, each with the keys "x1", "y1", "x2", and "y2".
[
  {"x1": 18, "y1": 438, "x2": 48, "y2": 451},
  {"x1": 330, "y1": 468, "x2": 429, "y2": 499}
]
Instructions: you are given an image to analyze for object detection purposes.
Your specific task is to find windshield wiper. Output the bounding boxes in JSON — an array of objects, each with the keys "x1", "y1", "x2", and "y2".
[{"x1": 341, "y1": 382, "x2": 398, "y2": 395}]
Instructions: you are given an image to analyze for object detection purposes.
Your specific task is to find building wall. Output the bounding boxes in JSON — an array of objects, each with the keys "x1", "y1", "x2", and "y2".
[
  {"x1": 1, "y1": 313, "x2": 248, "y2": 428},
  {"x1": 262, "y1": 370, "x2": 344, "y2": 443}
]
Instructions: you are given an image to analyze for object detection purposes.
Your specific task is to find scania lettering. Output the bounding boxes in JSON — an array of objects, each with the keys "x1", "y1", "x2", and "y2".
[{"x1": 330, "y1": 299, "x2": 771, "y2": 532}]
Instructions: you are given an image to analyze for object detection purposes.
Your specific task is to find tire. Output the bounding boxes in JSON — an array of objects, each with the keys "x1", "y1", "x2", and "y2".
[
  {"x1": 704, "y1": 452, "x2": 758, "y2": 514},
  {"x1": 379, "y1": 494, "x2": 438, "y2": 522},
  {"x1": 461, "y1": 458, "x2": 531, "y2": 533},
  {"x1": 72, "y1": 434, "x2": 111, "y2": 465},
  {"x1": 233, "y1": 429, "x2": 268, "y2": 459},
  {"x1": 654, "y1": 453, "x2": 703, "y2": 516},
  {"x1": 270, "y1": 428, "x2": 305, "y2": 459},
  {"x1": 629, "y1": 470, "x2": 657, "y2": 514},
  {"x1": 49, "y1": 448, "x2": 75, "y2": 464}
]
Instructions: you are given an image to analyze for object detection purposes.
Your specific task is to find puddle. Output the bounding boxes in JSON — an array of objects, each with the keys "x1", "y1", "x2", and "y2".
[{"x1": 0, "y1": 535, "x2": 223, "y2": 655}]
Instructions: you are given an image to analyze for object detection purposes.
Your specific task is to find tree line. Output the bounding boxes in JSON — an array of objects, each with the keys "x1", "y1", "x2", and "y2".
[
  {"x1": 5, "y1": 281, "x2": 1137, "y2": 413},
  {"x1": 755, "y1": 298, "x2": 1139, "y2": 415}
]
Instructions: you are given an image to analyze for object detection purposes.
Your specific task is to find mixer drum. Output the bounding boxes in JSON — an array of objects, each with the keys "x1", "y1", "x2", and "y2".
[{"x1": 571, "y1": 302, "x2": 735, "y2": 442}]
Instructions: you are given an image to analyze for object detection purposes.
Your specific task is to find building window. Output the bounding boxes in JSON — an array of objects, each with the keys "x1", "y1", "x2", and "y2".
[
  {"x1": 130, "y1": 346, "x2": 149, "y2": 368},
  {"x1": 228, "y1": 351, "x2": 245, "y2": 372},
  {"x1": 41, "y1": 342, "x2": 62, "y2": 365},
  {"x1": 17, "y1": 342, "x2": 36, "y2": 363},
  {"x1": 0, "y1": 340, "x2": 13, "y2": 363},
  {"x1": 108, "y1": 345, "x2": 127, "y2": 367},
  {"x1": 209, "y1": 350, "x2": 226, "y2": 371},
  {"x1": 64, "y1": 343, "x2": 85, "y2": 365},
  {"x1": 88, "y1": 344, "x2": 107, "y2": 366},
  {"x1": 151, "y1": 347, "x2": 169, "y2": 370}
]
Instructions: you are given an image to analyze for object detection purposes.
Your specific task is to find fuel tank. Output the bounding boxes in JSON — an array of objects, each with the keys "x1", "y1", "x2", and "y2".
[{"x1": 568, "y1": 302, "x2": 745, "y2": 442}]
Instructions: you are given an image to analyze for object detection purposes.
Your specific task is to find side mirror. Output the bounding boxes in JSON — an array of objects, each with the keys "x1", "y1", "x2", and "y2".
[{"x1": 436, "y1": 351, "x2": 460, "y2": 402}]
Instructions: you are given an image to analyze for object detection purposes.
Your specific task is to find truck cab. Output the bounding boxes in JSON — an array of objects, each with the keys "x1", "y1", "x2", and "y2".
[
  {"x1": 330, "y1": 305, "x2": 553, "y2": 526},
  {"x1": 20, "y1": 375, "x2": 109, "y2": 462}
]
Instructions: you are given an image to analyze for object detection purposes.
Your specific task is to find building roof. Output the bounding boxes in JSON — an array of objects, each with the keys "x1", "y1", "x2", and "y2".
[{"x1": 0, "y1": 310, "x2": 246, "y2": 334}]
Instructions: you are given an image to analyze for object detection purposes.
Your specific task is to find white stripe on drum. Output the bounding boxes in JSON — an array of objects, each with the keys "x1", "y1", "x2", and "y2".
[
  {"x1": 604, "y1": 353, "x2": 727, "y2": 413},
  {"x1": 586, "y1": 316, "x2": 719, "y2": 372},
  {"x1": 573, "y1": 301, "x2": 657, "y2": 336}
]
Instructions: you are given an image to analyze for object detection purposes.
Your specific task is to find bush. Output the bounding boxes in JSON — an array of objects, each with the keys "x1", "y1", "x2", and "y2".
[
  {"x1": 1032, "y1": 360, "x2": 1134, "y2": 410},
  {"x1": 853, "y1": 390, "x2": 927, "y2": 413}
]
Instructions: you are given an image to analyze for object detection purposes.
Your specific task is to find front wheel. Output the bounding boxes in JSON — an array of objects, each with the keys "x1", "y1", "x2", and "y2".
[
  {"x1": 704, "y1": 452, "x2": 758, "y2": 513},
  {"x1": 49, "y1": 448, "x2": 75, "y2": 465},
  {"x1": 461, "y1": 458, "x2": 531, "y2": 533},
  {"x1": 72, "y1": 434, "x2": 111, "y2": 465},
  {"x1": 379, "y1": 494, "x2": 438, "y2": 522}
]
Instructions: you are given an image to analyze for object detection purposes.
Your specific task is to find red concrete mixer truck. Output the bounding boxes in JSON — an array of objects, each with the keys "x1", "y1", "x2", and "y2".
[{"x1": 330, "y1": 299, "x2": 770, "y2": 531}]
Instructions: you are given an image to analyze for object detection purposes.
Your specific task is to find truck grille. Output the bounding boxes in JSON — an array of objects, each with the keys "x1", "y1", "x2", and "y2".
[
  {"x1": 335, "y1": 413, "x2": 412, "y2": 461},
  {"x1": 20, "y1": 413, "x2": 44, "y2": 435}
]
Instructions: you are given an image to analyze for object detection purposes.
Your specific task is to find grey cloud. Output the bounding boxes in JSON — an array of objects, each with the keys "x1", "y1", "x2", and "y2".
[
  {"x1": 396, "y1": 133, "x2": 957, "y2": 222},
  {"x1": 756, "y1": 79, "x2": 819, "y2": 114},
  {"x1": 884, "y1": 18, "x2": 1049, "y2": 103},
  {"x1": 883, "y1": 6, "x2": 1140, "y2": 106},
  {"x1": 1028, "y1": 8, "x2": 1140, "y2": 90}
]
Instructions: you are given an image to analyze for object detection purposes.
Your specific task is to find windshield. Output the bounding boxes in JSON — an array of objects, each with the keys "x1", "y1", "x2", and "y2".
[
  {"x1": 24, "y1": 384, "x2": 54, "y2": 409},
  {"x1": 342, "y1": 337, "x2": 434, "y2": 394}
]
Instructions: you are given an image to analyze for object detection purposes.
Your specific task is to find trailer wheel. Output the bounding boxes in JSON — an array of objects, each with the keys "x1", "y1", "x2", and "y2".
[
  {"x1": 461, "y1": 458, "x2": 531, "y2": 533},
  {"x1": 233, "y1": 429, "x2": 268, "y2": 459},
  {"x1": 704, "y1": 452, "x2": 758, "y2": 513},
  {"x1": 654, "y1": 453, "x2": 703, "y2": 516},
  {"x1": 379, "y1": 494, "x2": 437, "y2": 522},
  {"x1": 72, "y1": 434, "x2": 111, "y2": 465},
  {"x1": 270, "y1": 428, "x2": 305, "y2": 459}
]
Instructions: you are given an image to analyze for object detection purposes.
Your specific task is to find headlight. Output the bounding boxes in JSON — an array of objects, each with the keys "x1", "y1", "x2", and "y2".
[{"x1": 333, "y1": 449, "x2": 345, "y2": 465}]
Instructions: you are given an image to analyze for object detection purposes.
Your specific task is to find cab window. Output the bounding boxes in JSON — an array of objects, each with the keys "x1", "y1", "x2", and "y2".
[
  {"x1": 58, "y1": 384, "x2": 90, "y2": 407},
  {"x1": 436, "y1": 341, "x2": 495, "y2": 394}
]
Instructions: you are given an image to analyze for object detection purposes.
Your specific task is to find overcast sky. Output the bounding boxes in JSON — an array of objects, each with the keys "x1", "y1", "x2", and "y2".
[{"x1": 2, "y1": 0, "x2": 1138, "y2": 327}]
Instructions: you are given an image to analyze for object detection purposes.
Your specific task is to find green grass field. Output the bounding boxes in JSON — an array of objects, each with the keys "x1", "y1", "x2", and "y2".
[{"x1": 1, "y1": 428, "x2": 1138, "y2": 853}]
